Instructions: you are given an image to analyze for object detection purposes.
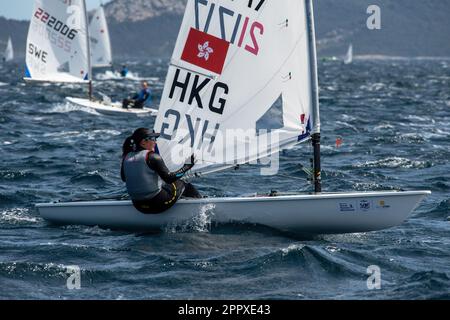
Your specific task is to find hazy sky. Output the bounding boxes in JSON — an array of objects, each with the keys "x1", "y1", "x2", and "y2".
[{"x1": 0, "y1": 1, "x2": 112, "y2": 20}]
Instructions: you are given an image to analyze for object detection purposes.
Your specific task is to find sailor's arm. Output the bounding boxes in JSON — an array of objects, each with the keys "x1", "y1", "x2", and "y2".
[
  {"x1": 147, "y1": 153, "x2": 194, "y2": 184},
  {"x1": 137, "y1": 90, "x2": 150, "y2": 103}
]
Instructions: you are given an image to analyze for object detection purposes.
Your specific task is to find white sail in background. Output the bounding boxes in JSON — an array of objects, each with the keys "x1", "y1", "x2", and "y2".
[
  {"x1": 344, "y1": 44, "x2": 353, "y2": 64},
  {"x1": 4, "y1": 37, "x2": 14, "y2": 62},
  {"x1": 154, "y1": 0, "x2": 317, "y2": 175},
  {"x1": 89, "y1": 6, "x2": 112, "y2": 68},
  {"x1": 25, "y1": 0, "x2": 91, "y2": 83}
]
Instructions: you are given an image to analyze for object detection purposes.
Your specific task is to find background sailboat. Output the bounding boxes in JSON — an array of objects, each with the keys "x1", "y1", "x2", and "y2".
[
  {"x1": 88, "y1": 5, "x2": 145, "y2": 81},
  {"x1": 344, "y1": 43, "x2": 353, "y2": 64},
  {"x1": 37, "y1": 0, "x2": 430, "y2": 235},
  {"x1": 24, "y1": 0, "x2": 91, "y2": 84},
  {"x1": 89, "y1": 5, "x2": 113, "y2": 68},
  {"x1": 24, "y1": 0, "x2": 156, "y2": 115},
  {"x1": 3, "y1": 37, "x2": 14, "y2": 62}
]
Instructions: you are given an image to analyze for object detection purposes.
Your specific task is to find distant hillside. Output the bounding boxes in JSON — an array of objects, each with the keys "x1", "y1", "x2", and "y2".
[
  {"x1": 2, "y1": 0, "x2": 450, "y2": 59},
  {"x1": 104, "y1": 0, "x2": 186, "y2": 23}
]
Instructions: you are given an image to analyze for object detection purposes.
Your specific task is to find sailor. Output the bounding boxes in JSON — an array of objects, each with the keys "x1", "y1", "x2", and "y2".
[
  {"x1": 122, "y1": 81, "x2": 152, "y2": 109},
  {"x1": 121, "y1": 128, "x2": 202, "y2": 214},
  {"x1": 120, "y1": 65, "x2": 129, "y2": 77}
]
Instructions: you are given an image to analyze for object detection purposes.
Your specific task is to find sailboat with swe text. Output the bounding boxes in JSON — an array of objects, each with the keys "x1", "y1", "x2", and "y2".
[{"x1": 24, "y1": 0, "x2": 157, "y2": 116}]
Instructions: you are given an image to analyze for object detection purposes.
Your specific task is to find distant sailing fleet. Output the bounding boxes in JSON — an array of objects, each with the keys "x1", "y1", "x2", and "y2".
[{"x1": 2, "y1": 4, "x2": 355, "y2": 67}]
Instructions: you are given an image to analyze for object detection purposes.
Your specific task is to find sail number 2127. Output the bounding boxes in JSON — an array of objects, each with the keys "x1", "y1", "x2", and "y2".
[{"x1": 194, "y1": 0, "x2": 265, "y2": 56}]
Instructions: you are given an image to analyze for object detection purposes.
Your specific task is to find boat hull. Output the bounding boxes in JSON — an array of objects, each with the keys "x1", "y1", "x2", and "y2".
[
  {"x1": 66, "y1": 97, "x2": 158, "y2": 116},
  {"x1": 36, "y1": 191, "x2": 430, "y2": 235}
]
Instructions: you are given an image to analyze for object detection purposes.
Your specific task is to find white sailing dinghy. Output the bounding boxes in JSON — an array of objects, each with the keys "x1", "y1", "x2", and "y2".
[
  {"x1": 36, "y1": 0, "x2": 430, "y2": 235},
  {"x1": 344, "y1": 43, "x2": 353, "y2": 65},
  {"x1": 24, "y1": 0, "x2": 157, "y2": 116},
  {"x1": 3, "y1": 37, "x2": 14, "y2": 62},
  {"x1": 65, "y1": 96, "x2": 157, "y2": 116},
  {"x1": 89, "y1": 5, "x2": 113, "y2": 68}
]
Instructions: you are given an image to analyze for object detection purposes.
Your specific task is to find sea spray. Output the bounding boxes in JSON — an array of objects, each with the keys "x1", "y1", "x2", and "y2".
[{"x1": 164, "y1": 203, "x2": 216, "y2": 233}]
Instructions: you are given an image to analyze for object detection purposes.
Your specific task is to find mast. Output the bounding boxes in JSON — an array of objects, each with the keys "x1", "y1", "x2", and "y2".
[
  {"x1": 306, "y1": 0, "x2": 322, "y2": 193},
  {"x1": 83, "y1": 0, "x2": 93, "y2": 100}
]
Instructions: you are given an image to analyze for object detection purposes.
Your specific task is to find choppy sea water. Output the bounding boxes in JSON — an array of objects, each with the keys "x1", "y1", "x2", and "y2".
[{"x1": 0, "y1": 58, "x2": 449, "y2": 300}]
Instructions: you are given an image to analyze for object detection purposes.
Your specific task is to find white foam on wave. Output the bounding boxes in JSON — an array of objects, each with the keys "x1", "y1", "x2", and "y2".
[
  {"x1": 281, "y1": 244, "x2": 306, "y2": 256},
  {"x1": 374, "y1": 123, "x2": 395, "y2": 131},
  {"x1": 399, "y1": 133, "x2": 426, "y2": 142},
  {"x1": 335, "y1": 121, "x2": 360, "y2": 132},
  {"x1": 43, "y1": 130, "x2": 81, "y2": 138},
  {"x1": 341, "y1": 114, "x2": 357, "y2": 122},
  {"x1": 323, "y1": 232, "x2": 370, "y2": 243},
  {"x1": 40, "y1": 242, "x2": 90, "y2": 250},
  {"x1": 423, "y1": 129, "x2": 450, "y2": 140},
  {"x1": 354, "y1": 157, "x2": 429, "y2": 169},
  {"x1": 325, "y1": 246, "x2": 341, "y2": 254},
  {"x1": 61, "y1": 224, "x2": 115, "y2": 236},
  {"x1": 42, "y1": 129, "x2": 122, "y2": 144},
  {"x1": 0, "y1": 82, "x2": 8, "y2": 87},
  {"x1": 45, "y1": 102, "x2": 100, "y2": 116},
  {"x1": 1, "y1": 208, "x2": 39, "y2": 224},
  {"x1": 406, "y1": 115, "x2": 433, "y2": 122},
  {"x1": 360, "y1": 83, "x2": 386, "y2": 92},
  {"x1": 5, "y1": 262, "x2": 84, "y2": 278}
]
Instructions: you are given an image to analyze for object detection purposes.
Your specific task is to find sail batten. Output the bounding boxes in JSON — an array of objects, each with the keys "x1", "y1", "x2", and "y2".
[
  {"x1": 155, "y1": 0, "x2": 318, "y2": 176},
  {"x1": 25, "y1": 0, "x2": 91, "y2": 83}
]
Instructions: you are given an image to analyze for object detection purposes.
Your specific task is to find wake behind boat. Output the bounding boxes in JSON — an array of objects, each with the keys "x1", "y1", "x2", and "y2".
[{"x1": 66, "y1": 97, "x2": 158, "y2": 116}]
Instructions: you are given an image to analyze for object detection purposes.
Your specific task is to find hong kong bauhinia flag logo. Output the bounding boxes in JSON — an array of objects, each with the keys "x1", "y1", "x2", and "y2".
[{"x1": 181, "y1": 28, "x2": 230, "y2": 75}]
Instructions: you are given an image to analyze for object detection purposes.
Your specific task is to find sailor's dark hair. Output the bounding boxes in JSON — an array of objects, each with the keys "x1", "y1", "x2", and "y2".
[{"x1": 122, "y1": 128, "x2": 150, "y2": 158}]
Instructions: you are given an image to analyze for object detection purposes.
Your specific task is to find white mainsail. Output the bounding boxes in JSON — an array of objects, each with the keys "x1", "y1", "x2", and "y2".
[
  {"x1": 89, "y1": 6, "x2": 113, "y2": 68},
  {"x1": 4, "y1": 37, "x2": 14, "y2": 62},
  {"x1": 25, "y1": 0, "x2": 91, "y2": 83},
  {"x1": 154, "y1": 0, "x2": 318, "y2": 175},
  {"x1": 344, "y1": 44, "x2": 353, "y2": 64}
]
